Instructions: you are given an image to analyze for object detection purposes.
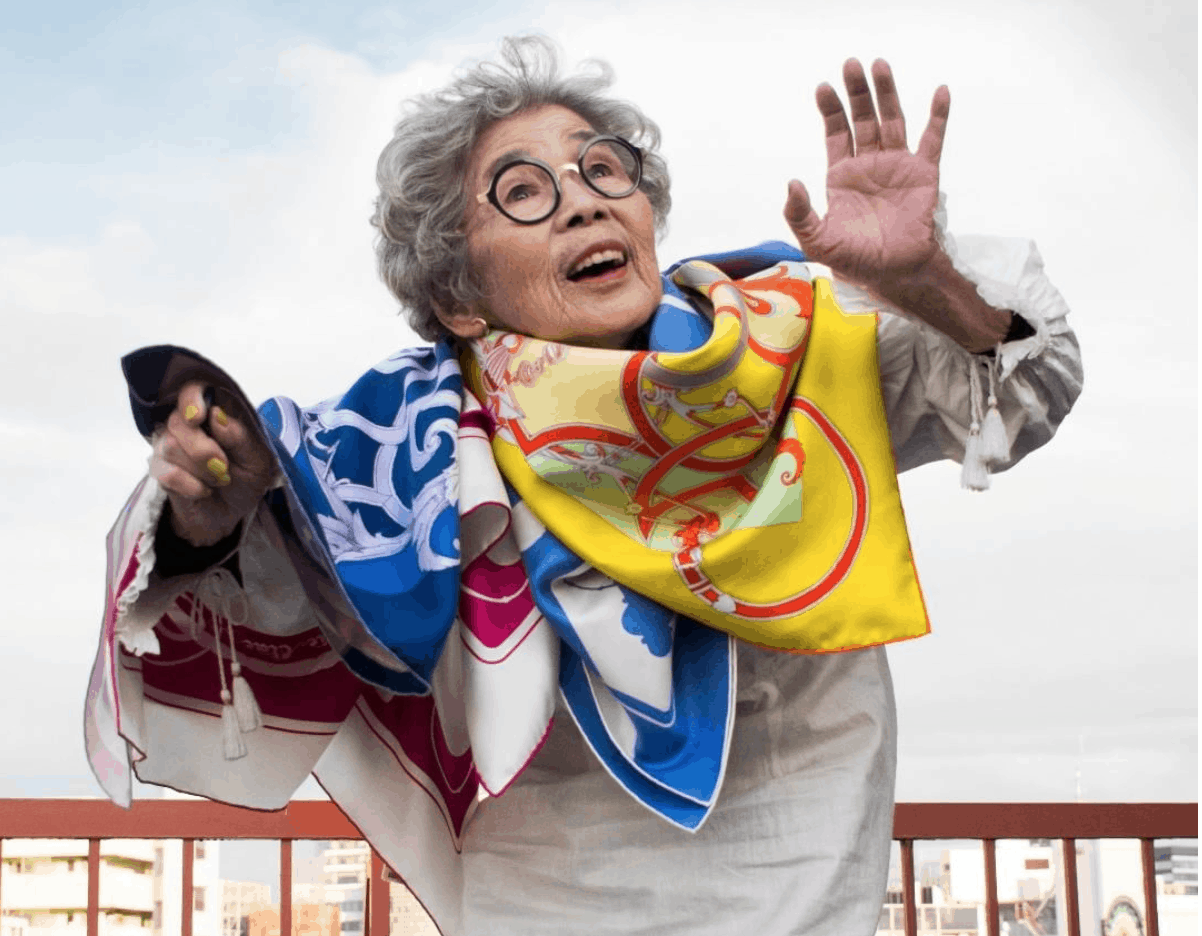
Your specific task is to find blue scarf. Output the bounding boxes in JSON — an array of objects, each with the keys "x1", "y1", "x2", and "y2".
[{"x1": 128, "y1": 242, "x2": 803, "y2": 831}]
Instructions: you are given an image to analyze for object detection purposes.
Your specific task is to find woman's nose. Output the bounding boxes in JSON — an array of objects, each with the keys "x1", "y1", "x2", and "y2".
[{"x1": 556, "y1": 166, "x2": 610, "y2": 227}]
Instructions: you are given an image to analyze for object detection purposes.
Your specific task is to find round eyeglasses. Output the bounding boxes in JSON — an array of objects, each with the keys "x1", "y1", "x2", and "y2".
[{"x1": 476, "y1": 135, "x2": 644, "y2": 225}]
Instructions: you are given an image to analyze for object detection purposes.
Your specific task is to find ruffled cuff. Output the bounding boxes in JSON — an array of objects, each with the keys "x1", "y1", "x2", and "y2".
[
  {"x1": 936, "y1": 192, "x2": 1063, "y2": 383},
  {"x1": 111, "y1": 478, "x2": 245, "y2": 656},
  {"x1": 933, "y1": 194, "x2": 1080, "y2": 488},
  {"x1": 841, "y1": 194, "x2": 1081, "y2": 486},
  {"x1": 112, "y1": 479, "x2": 169, "y2": 657}
]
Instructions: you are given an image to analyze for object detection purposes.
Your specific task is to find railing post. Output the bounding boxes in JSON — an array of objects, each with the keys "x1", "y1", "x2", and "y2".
[
  {"x1": 1060, "y1": 838, "x2": 1080, "y2": 936},
  {"x1": 982, "y1": 838, "x2": 999, "y2": 936},
  {"x1": 369, "y1": 848, "x2": 389, "y2": 936},
  {"x1": 900, "y1": 838, "x2": 918, "y2": 936},
  {"x1": 87, "y1": 839, "x2": 100, "y2": 936},
  {"x1": 280, "y1": 839, "x2": 293, "y2": 936},
  {"x1": 181, "y1": 839, "x2": 194, "y2": 936},
  {"x1": 1140, "y1": 838, "x2": 1160, "y2": 936}
]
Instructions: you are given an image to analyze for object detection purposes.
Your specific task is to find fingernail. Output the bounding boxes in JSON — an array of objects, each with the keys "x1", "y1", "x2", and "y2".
[
  {"x1": 215, "y1": 472, "x2": 232, "y2": 487},
  {"x1": 185, "y1": 405, "x2": 199, "y2": 421},
  {"x1": 206, "y1": 457, "x2": 228, "y2": 480},
  {"x1": 213, "y1": 406, "x2": 229, "y2": 427}
]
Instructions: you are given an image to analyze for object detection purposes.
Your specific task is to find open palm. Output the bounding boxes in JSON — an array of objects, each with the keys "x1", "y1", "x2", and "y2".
[{"x1": 784, "y1": 59, "x2": 949, "y2": 290}]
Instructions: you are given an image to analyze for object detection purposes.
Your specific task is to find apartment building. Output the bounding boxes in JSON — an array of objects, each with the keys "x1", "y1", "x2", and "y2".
[
  {"x1": 0, "y1": 916, "x2": 29, "y2": 936},
  {"x1": 152, "y1": 840, "x2": 221, "y2": 936},
  {"x1": 319, "y1": 841, "x2": 369, "y2": 934},
  {"x1": 1156, "y1": 839, "x2": 1199, "y2": 895},
  {"x1": 387, "y1": 885, "x2": 437, "y2": 936},
  {"x1": 245, "y1": 904, "x2": 339, "y2": 936},
  {"x1": 879, "y1": 839, "x2": 1197, "y2": 936},
  {"x1": 1, "y1": 838, "x2": 154, "y2": 936},
  {"x1": 317, "y1": 840, "x2": 435, "y2": 936},
  {"x1": 221, "y1": 880, "x2": 271, "y2": 936}
]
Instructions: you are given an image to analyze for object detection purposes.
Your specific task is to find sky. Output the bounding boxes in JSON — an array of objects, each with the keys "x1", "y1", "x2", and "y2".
[{"x1": 0, "y1": 0, "x2": 1195, "y2": 843}]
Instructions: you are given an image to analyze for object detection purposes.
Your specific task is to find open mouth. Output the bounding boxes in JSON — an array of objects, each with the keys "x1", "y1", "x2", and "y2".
[{"x1": 567, "y1": 248, "x2": 628, "y2": 281}]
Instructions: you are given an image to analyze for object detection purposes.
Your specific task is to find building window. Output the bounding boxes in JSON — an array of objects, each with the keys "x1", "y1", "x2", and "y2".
[
  {"x1": 195, "y1": 842, "x2": 206, "y2": 860},
  {"x1": 153, "y1": 902, "x2": 162, "y2": 928},
  {"x1": 341, "y1": 923, "x2": 362, "y2": 933},
  {"x1": 194, "y1": 887, "x2": 206, "y2": 912},
  {"x1": 1024, "y1": 858, "x2": 1050, "y2": 870}
]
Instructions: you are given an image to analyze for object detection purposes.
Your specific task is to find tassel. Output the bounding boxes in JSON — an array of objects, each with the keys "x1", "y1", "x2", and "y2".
[
  {"x1": 221, "y1": 690, "x2": 248, "y2": 760},
  {"x1": 231, "y1": 662, "x2": 263, "y2": 732},
  {"x1": 980, "y1": 396, "x2": 1009, "y2": 464},
  {"x1": 979, "y1": 355, "x2": 1010, "y2": 464},
  {"x1": 961, "y1": 422, "x2": 990, "y2": 491},
  {"x1": 961, "y1": 357, "x2": 992, "y2": 490}
]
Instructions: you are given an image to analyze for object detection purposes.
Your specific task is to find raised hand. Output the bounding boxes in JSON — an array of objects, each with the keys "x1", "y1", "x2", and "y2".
[
  {"x1": 149, "y1": 381, "x2": 276, "y2": 547},
  {"x1": 783, "y1": 58, "x2": 949, "y2": 291}
]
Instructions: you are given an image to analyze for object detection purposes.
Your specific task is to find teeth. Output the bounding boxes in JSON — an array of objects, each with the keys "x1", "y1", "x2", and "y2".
[{"x1": 569, "y1": 248, "x2": 626, "y2": 277}]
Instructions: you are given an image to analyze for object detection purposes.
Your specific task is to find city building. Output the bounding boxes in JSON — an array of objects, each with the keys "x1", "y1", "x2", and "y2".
[
  {"x1": 245, "y1": 904, "x2": 338, "y2": 936},
  {"x1": 291, "y1": 883, "x2": 326, "y2": 906},
  {"x1": 316, "y1": 840, "x2": 436, "y2": 935},
  {"x1": 1155, "y1": 839, "x2": 1198, "y2": 895},
  {"x1": 0, "y1": 916, "x2": 29, "y2": 936},
  {"x1": 878, "y1": 839, "x2": 1198, "y2": 936},
  {"x1": 153, "y1": 839, "x2": 222, "y2": 936},
  {"x1": 387, "y1": 882, "x2": 437, "y2": 936},
  {"x1": 319, "y1": 841, "x2": 370, "y2": 934},
  {"x1": 1, "y1": 838, "x2": 154, "y2": 936},
  {"x1": 221, "y1": 880, "x2": 271, "y2": 936}
]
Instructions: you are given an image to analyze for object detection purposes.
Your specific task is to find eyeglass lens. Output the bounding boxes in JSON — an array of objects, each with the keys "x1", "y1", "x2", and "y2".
[{"x1": 494, "y1": 139, "x2": 640, "y2": 223}]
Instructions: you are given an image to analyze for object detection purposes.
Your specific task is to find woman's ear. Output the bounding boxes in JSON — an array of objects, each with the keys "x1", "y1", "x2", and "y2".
[{"x1": 434, "y1": 303, "x2": 490, "y2": 340}]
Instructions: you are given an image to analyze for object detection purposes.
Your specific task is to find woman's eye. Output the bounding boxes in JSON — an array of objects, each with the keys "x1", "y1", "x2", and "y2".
[
  {"x1": 503, "y1": 184, "x2": 534, "y2": 203},
  {"x1": 585, "y1": 160, "x2": 615, "y2": 179},
  {"x1": 497, "y1": 164, "x2": 550, "y2": 206}
]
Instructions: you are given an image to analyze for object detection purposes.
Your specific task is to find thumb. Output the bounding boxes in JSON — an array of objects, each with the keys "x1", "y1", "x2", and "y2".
[{"x1": 783, "y1": 179, "x2": 822, "y2": 245}]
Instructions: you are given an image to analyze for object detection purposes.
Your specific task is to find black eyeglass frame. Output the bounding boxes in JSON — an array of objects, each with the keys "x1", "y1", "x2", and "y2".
[{"x1": 475, "y1": 135, "x2": 645, "y2": 225}]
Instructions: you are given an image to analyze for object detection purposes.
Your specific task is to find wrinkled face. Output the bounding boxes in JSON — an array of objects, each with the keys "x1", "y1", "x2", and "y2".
[{"x1": 448, "y1": 105, "x2": 662, "y2": 349}]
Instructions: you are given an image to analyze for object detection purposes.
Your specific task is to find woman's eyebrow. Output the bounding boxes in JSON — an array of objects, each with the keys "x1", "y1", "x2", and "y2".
[
  {"x1": 484, "y1": 149, "x2": 530, "y2": 182},
  {"x1": 483, "y1": 131, "x2": 598, "y2": 181}
]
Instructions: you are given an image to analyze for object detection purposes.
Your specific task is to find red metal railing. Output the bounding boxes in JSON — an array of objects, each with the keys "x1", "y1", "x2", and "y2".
[
  {"x1": 0, "y1": 801, "x2": 1195, "y2": 936},
  {"x1": 890, "y1": 804, "x2": 1196, "y2": 936}
]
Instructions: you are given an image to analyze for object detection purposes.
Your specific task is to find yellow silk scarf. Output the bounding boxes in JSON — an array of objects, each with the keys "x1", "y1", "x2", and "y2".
[{"x1": 462, "y1": 258, "x2": 929, "y2": 651}]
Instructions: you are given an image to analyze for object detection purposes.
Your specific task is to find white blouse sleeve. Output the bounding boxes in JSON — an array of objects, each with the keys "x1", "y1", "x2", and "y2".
[{"x1": 831, "y1": 219, "x2": 1083, "y2": 485}]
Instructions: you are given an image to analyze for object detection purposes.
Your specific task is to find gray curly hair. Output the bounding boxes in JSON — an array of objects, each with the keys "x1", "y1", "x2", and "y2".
[{"x1": 371, "y1": 36, "x2": 672, "y2": 341}]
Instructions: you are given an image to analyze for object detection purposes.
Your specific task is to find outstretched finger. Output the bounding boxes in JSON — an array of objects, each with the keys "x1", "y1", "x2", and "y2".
[
  {"x1": 815, "y1": 82, "x2": 853, "y2": 166},
  {"x1": 871, "y1": 59, "x2": 907, "y2": 150},
  {"x1": 783, "y1": 179, "x2": 824, "y2": 249},
  {"x1": 843, "y1": 58, "x2": 881, "y2": 154},
  {"x1": 916, "y1": 85, "x2": 951, "y2": 165}
]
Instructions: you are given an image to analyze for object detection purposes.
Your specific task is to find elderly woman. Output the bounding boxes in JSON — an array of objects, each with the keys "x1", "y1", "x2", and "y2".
[{"x1": 87, "y1": 37, "x2": 1080, "y2": 936}]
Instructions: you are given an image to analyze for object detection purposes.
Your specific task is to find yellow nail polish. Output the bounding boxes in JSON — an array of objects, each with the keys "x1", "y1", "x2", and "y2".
[
  {"x1": 216, "y1": 472, "x2": 232, "y2": 487},
  {"x1": 213, "y1": 406, "x2": 229, "y2": 427},
  {"x1": 206, "y1": 457, "x2": 228, "y2": 479},
  {"x1": 185, "y1": 405, "x2": 199, "y2": 421}
]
